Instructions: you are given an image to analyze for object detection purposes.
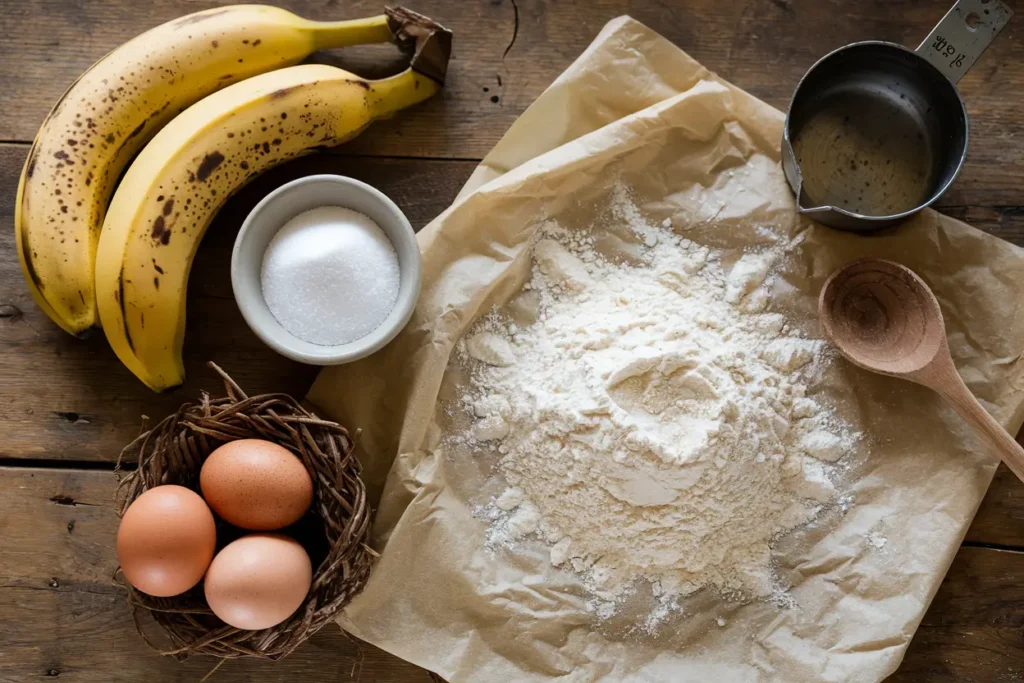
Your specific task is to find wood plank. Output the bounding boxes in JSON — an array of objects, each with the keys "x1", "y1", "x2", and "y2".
[
  {"x1": 3, "y1": 466, "x2": 1024, "y2": 681},
  {"x1": 0, "y1": 143, "x2": 475, "y2": 462},
  {"x1": 0, "y1": 466, "x2": 433, "y2": 682},
  {"x1": 1, "y1": 1, "x2": 1022, "y2": 205}
]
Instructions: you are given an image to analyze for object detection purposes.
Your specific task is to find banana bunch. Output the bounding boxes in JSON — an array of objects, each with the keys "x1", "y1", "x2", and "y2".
[{"x1": 15, "y1": 5, "x2": 451, "y2": 390}]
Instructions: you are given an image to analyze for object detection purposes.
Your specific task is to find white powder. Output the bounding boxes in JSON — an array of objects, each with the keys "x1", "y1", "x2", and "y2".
[
  {"x1": 261, "y1": 206, "x2": 400, "y2": 345},
  {"x1": 455, "y1": 188, "x2": 860, "y2": 609}
]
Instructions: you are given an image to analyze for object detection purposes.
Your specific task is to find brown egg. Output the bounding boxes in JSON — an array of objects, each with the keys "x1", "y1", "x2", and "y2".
[
  {"x1": 117, "y1": 485, "x2": 217, "y2": 597},
  {"x1": 200, "y1": 439, "x2": 313, "y2": 530},
  {"x1": 204, "y1": 533, "x2": 312, "y2": 630}
]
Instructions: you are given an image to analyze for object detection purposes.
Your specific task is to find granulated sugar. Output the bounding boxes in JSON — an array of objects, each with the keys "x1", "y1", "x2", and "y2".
[
  {"x1": 261, "y1": 206, "x2": 400, "y2": 345},
  {"x1": 454, "y1": 187, "x2": 861, "y2": 613}
]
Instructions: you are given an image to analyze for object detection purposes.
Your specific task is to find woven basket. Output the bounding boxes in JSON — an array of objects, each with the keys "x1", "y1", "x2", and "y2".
[{"x1": 115, "y1": 362, "x2": 374, "y2": 660}]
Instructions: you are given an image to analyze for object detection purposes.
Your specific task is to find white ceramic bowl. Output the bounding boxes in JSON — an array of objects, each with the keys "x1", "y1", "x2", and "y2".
[{"x1": 231, "y1": 174, "x2": 421, "y2": 365}]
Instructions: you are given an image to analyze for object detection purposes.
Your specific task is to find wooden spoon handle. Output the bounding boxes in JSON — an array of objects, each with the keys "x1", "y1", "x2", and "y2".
[{"x1": 937, "y1": 377, "x2": 1024, "y2": 483}]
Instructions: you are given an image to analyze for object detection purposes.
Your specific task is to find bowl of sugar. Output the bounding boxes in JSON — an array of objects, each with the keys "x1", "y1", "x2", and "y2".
[{"x1": 231, "y1": 174, "x2": 421, "y2": 365}]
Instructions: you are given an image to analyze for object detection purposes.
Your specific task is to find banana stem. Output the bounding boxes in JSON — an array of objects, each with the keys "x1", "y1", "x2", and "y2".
[
  {"x1": 367, "y1": 69, "x2": 441, "y2": 118},
  {"x1": 307, "y1": 15, "x2": 391, "y2": 51}
]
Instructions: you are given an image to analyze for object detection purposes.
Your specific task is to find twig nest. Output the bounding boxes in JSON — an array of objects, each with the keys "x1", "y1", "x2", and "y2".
[{"x1": 115, "y1": 362, "x2": 374, "y2": 660}]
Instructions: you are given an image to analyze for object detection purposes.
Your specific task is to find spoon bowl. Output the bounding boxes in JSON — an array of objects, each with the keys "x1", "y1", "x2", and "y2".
[{"x1": 819, "y1": 259, "x2": 944, "y2": 375}]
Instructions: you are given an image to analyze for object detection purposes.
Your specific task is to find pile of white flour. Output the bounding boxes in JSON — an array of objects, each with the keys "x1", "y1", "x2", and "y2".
[{"x1": 454, "y1": 191, "x2": 860, "y2": 608}]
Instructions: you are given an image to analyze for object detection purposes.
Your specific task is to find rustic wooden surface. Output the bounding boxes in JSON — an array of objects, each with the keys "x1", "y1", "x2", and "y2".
[{"x1": 0, "y1": 0, "x2": 1022, "y2": 680}]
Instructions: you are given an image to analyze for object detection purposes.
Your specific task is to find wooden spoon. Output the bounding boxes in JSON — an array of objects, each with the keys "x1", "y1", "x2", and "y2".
[{"x1": 818, "y1": 258, "x2": 1024, "y2": 483}]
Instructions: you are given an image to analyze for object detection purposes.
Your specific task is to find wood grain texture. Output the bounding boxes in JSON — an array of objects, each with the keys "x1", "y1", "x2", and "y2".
[
  {"x1": 2, "y1": 467, "x2": 1024, "y2": 682},
  {"x1": 1, "y1": 0, "x2": 1022, "y2": 204},
  {"x1": 0, "y1": 143, "x2": 475, "y2": 463},
  {"x1": 2, "y1": 0, "x2": 1024, "y2": 679},
  {"x1": 0, "y1": 467, "x2": 434, "y2": 682}
]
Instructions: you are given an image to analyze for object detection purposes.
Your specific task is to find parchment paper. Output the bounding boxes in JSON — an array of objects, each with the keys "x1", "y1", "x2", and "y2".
[{"x1": 308, "y1": 16, "x2": 1024, "y2": 682}]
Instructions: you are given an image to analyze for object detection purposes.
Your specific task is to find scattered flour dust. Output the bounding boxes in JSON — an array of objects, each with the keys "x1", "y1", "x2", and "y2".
[{"x1": 453, "y1": 186, "x2": 861, "y2": 617}]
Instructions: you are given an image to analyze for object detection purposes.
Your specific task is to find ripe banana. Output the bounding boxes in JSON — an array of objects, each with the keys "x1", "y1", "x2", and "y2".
[
  {"x1": 95, "y1": 64, "x2": 442, "y2": 391},
  {"x1": 16, "y1": 5, "x2": 394, "y2": 336}
]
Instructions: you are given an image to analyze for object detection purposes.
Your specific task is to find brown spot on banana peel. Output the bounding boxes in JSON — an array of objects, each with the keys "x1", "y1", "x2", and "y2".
[
  {"x1": 173, "y1": 8, "x2": 230, "y2": 27},
  {"x1": 151, "y1": 216, "x2": 173, "y2": 245},
  {"x1": 113, "y1": 119, "x2": 147, "y2": 158},
  {"x1": 118, "y1": 270, "x2": 135, "y2": 354},
  {"x1": 195, "y1": 152, "x2": 224, "y2": 181},
  {"x1": 19, "y1": 229, "x2": 45, "y2": 291},
  {"x1": 269, "y1": 86, "x2": 299, "y2": 100},
  {"x1": 162, "y1": 198, "x2": 174, "y2": 216},
  {"x1": 25, "y1": 143, "x2": 39, "y2": 178},
  {"x1": 126, "y1": 120, "x2": 146, "y2": 140}
]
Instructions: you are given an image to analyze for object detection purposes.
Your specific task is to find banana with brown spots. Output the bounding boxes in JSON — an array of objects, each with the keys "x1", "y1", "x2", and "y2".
[{"x1": 94, "y1": 63, "x2": 444, "y2": 390}]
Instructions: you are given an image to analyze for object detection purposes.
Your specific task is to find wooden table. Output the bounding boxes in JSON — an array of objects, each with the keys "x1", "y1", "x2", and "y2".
[{"x1": 2, "y1": 0, "x2": 1023, "y2": 680}]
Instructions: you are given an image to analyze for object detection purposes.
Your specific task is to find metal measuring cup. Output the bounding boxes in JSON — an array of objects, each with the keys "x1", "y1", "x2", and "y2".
[{"x1": 781, "y1": 0, "x2": 1012, "y2": 232}]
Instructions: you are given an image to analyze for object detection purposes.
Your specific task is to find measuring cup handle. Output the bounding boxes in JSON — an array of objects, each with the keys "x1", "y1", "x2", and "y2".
[{"x1": 915, "y1": 0, "x2": 1012, "y2": 84}]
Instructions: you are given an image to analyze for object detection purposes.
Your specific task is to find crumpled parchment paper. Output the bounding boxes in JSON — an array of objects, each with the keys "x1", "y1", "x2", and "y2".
[{"x1": 308, "y1": 16, "x2": 1024, "y2": 682}]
